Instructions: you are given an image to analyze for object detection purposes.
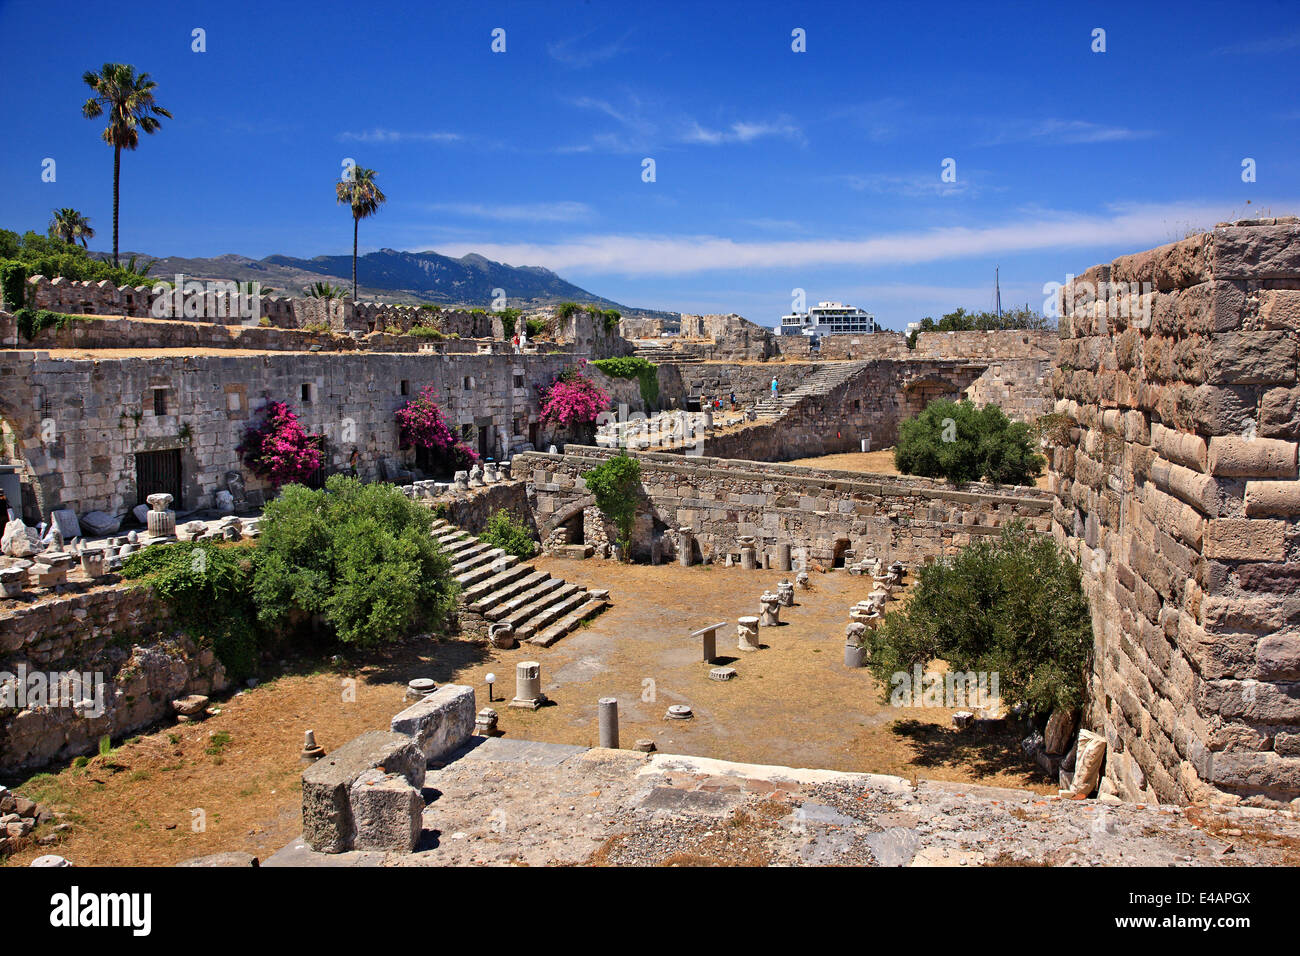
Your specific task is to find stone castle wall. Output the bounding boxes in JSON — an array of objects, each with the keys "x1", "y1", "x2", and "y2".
[
  {"x1": 523, "y1": 446, "x2": 1052, "y2": 566},
  {"x1": 21, "y1": 275, "x2": 500, "y2": 337},
  {"x1": 0, "y1": 348, "x2": 576, "y2": 521},
  {"x1": 1050, "y1": 218, "x2": 1300, "y2": 808}
]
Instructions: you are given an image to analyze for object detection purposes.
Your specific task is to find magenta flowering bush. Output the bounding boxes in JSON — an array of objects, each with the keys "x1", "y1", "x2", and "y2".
[
  {"x1": 395, "y1": 384, "x2": 478, "y2": 470},
  {"x1": 539, "y1": 368, "x2": 610, "y2": 427},
  {"x1": 239, "y1": 401, "x2": 325, "y2": 488}
]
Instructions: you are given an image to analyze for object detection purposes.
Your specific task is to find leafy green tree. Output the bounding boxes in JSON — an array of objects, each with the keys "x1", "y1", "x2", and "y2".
[
  {"x1": 304, "y1": 281, "x2": 346, "y2": 299},
  {"x1": 582, "y1": 452, "x2": 642, "y2": 557},
  {"x1": 335, "y1": 166, "x2": 387, "y2": 300},
  {"x1": 479, "y1": 508, "x2": 537, "y2": 559},
  {"x1": 252, "y1": 476, "x2": 456, "y2": 646},
  {"x1": 862, "y1": 524, "x2": 1093, "y2": 715},
  {"x1": 894, "y1": 399, "x2": 1043, "y2": 486},
  {"x1": 48, "y1": 209, "x2": 95, "y2": 248},
  {"x1": 82, "y1": 63, "x2": 172, "y2": 266}
]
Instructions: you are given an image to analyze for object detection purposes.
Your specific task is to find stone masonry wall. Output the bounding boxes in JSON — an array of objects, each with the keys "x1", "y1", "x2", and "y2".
[
  {"x1": 0, "y1": 584, "x2": 228, "y2": 770},
  {"x1": 0, "y1": 349, "x2": 574, "y2": 521},
  {"x1": 524, "y1": 446, "x2": 1053, "y2": 566},
  {"x1": 1050, "y1": 218, "x2": 1300, "y2": 808}
]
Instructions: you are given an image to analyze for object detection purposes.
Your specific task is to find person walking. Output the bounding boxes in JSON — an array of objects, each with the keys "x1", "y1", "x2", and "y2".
[{"x1": 770, "y1": 377, "x2": 779, "y2": 399}]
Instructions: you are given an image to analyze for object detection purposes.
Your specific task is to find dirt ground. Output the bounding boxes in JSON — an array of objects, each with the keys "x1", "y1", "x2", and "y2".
[
  {"x1": 788, "y1": 448, "x2": 1052, "y2": 490},
  {"x1": 3, "y1": 558, "x2": 1052, "y2": 867}
]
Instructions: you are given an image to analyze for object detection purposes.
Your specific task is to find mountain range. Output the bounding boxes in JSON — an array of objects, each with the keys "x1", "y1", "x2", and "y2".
[{"x1": 135, "y1": 247, "x2": 675, "y2": 319}]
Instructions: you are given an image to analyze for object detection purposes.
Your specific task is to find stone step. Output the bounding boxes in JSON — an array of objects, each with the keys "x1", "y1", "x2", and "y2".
[
  {"x1": 445, "y1": 537, "x2": 491, "y2": 560},
  {"x1": 514, "y1": 587, "x2": 592, "y2": 641},
  {"x1": 467, "y1": 569, "x2": 552, "y2": 614},
  {"x1": 455, "y1": 553, "x2": 519, "y2": 588},
  {"x1": 460, "y1": 562, "x2": 536, "y2": 606},
  {"x1": 487, "y1": 578, "x2": 574, "y2": 624},
  {"x1": 451, "y1": 546, "x2": 508, "y2": 577},
  {"x1": 529, "y1": 598, "x2": 609, "y2": 647},
  {"x1": 435, "y1": 530, "x2": 469, "y2": 546},
  {"x1": 443, "y1": 538, "x2": 485, "y2": 560}
]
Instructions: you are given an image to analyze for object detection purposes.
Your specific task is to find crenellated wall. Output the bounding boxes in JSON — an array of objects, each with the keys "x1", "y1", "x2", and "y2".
[{"x1": 1050, "y1": 217, "x2": 1300, "y2": 808}]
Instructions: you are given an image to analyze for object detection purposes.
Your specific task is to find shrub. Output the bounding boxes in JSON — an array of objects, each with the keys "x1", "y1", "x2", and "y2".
[
  {"x1": 238, "y1": 401, "x2": 325, "y2": 488},
  {"x1": 524, "y1": 318, "x2": 547, "y2": 339},
  {"x1": 1, "y1": 261, "x2": 26, "y2": 310},
  {"x1": 13, "y1": 308, "x2": 82, "y2": 341},
  {"x1": 395, "y1": 384, "x2": 478, "y2": 471},
  {"x1": 406, "y1": 325, "x2": 445, "y2": 340},
  {"x1": 540, "y1": 368, "x2": 610, "y2": 428},
  {"x1": 252, "y1": 476, "x2": 458, "y2": 647},
  {"x1": 478, "y1": 508, "x2": 537, "y2": 559},
  {"x1": 591, "y1": 356, "x2": 659, "y2": 407},
  {"x1": 582, "y1": 452, "x2": 641, "y2": 556},
  {"x1": 119, "y1": 541, "x2": 262, "y2": 681},
  {"x1": 894, "y1": 399, "x2": 1044, "y2": 486},
  {"x1": 862, "y1": 523, "x2": 1093, "y2": 715}
]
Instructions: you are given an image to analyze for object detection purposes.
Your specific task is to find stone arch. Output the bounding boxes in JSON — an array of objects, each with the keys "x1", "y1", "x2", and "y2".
[
  {"x1": 542, "y1": 494, "x2": 596, "y2": 540},
  {"x1": 0, "y1": 393, "x2": 50, "y2": 525}
]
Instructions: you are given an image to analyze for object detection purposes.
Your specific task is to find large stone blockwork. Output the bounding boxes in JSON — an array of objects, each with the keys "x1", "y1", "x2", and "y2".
[{"x1": 1050, "y1": 217, "x2": 1300, "y2": 808}]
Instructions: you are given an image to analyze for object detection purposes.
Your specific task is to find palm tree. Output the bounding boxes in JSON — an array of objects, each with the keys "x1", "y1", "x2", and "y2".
[
  {"x1": 304, "y1": 281, "x2": 346, "y2": 299},
  {"x1": 335, "y1": 166, "x2": 386, "y2": 300},
  {"x1": 48, "y1": 208, "x2": 95, "y2": 248},
  {"x1": 81, "y1": 63, "x2": 172, "y2": 267}
]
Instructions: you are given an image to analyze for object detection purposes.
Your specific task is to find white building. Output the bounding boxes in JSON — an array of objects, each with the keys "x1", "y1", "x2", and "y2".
[{"x1": 779, "y1": 301, "x2": 879, "y2": 336}]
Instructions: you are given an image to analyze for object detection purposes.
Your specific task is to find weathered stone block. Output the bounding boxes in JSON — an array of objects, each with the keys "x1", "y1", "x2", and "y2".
[
  {"x1": 390, "y1": 683, "x2": 476, "y2": 763},
  {"x1": 349, "y1": 769, "x2": 423, "y2": 852},
  {"x1": 1209, "y1": 222, "x2": 1300, "y2": 280},
  {"x1": 1257, "y1": 634, "x2": 1300, "y2": 681},
  {"x1": 1258, "y1": 289, "x2": 1300, "y2": 332},
  {"x1": 1244, "y1": 480, "x2": 1300, "y2": 517},
  {"x1": 1203, "y1": 518, "x2": 1287, "y2": 562},
  {"x1": 301, "y1": 730, "x2": 425, "y2": 853},
  {"x1": 1260, "y1": 387, "x2": 1300, "y2": 440},
  {"x1": 1208, "y1": 436, "x2": 1298, "y2": 479},
  {"x1": 1205, "y1": 331, "x2": 1297, "y2": 386}
]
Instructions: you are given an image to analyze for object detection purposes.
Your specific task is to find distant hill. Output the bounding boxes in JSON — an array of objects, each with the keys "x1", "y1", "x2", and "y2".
[{"x1": 133, "y1": 247, "x2": 675, "y2": 319}]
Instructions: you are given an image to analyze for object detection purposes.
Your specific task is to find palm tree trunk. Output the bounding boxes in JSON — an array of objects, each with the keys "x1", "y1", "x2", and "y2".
[
  {"x1": 112, "y1": 145, "x2": 121, "y2": 267},
  {"x1": 352, "y1": 215, "x2": 359, "y2": 300}
]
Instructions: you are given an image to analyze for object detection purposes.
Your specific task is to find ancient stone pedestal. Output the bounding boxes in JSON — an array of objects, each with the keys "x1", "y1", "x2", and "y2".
[
  {"x1": 692, "y1": 621, "x2": 727, "y2": 662},
  {"x1": 759, "y1": 592, "x2": 781, "y2": 626},
  {"x1": 509, "y1": 661, "x2": 547, "y2": 710},
  {"x1": 776, "y1": 580, "x2": 794, "y2": 607},
  {"x1": 79, "y1": 550, "x2": 105, "y2": 577},
  {"x1": 740, "y1": 545, "x2": 757, "y2": 571},
  {"x1": 0, "y1": 567, "x2": 23, "y2": 598},
  {"x1": 453, "y1": 471, "x2": 469, "y2": 492},
  {"x1": 737, "y1": 616, "x2": 761, "y2": 652},
  {"x1": 677, "y1": 527, "x2": 694, "y2": 567},
  {"x1": 775, "y1": 543, "x2": 792, "y2": 572},
  {"x1": 598, "y1": 697, "x2": 619, "y2": 749},
  {"x1": 475, "y1": 707, "x2": 499, "y2": 736},
  {"x1": 844, "y1": 642, "x2": 867, "y2": 668},
  {"x1": 796, "y1": 571, "x2": 810, "y2": 589},
  {"x1": 483, "y1": 463, "x2": 499, "y2": 484},
  {"x1": 146, "y1": 493, "x2": 176, "y2": 537},
  {"x1": 468, "y1": 464, "x2": 484, "y2": 488}
]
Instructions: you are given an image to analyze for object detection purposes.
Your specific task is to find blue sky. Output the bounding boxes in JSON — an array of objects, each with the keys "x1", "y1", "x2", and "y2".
[{"x1": 2, "y1": 0, "x2": 1297, "y2": 328}]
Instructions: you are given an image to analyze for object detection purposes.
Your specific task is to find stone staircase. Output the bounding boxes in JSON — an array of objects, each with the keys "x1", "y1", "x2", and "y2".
[
  {"x1": 432, "y1": 519, "x2": 609, "y2": 647},
  {"x1": 751, "y1": 361, "x2": 870, "y2": 421}
]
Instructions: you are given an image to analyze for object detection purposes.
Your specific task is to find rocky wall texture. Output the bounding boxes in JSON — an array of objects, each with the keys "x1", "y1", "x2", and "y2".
[
  {"x1": 0, "y1": 584, "x2": 228, "y2": 770},
  {"x1": 523, "y1": 446, "x2": 1052, "y2": 566},
  {"x1": 1049, "y1": 217, "x2": 1300, "y2": 808}
]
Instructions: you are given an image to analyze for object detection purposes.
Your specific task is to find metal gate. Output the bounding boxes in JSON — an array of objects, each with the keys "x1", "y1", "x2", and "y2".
[{"x1": 135, "y1": 449, "x2": 182, "y2": 507}]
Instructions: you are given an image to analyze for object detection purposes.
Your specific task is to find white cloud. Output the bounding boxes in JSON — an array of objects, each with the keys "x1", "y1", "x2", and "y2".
[
  {"x1": 681, "y1": 119, "x2": 805, "y2": 146},
  {"x1": 432, "y1": 201, "x2": 1285, "y2": 277},
  {"x1": 427, "y1": 201, "x2": 594, "y2": 223},
  {"x1": 980, "y1": 119, "x2": 1156, "y2": 146},
  {"x1": 548, "y1": 30, "x2": 633, "y2": 68},
  {"x1": 337, "y1": 129, "x2": 462, "y2": 144}
]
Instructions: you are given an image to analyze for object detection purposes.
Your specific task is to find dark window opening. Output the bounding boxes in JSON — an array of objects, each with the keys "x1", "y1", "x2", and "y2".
[
  {"x1": 400, "y1": 380, "x2": 410, "y2": 396},
  {"x1": 301, "y1": 383, "x2": 312, "y2": 403},
  {"x1": 153, "y1": 389, "x2": 168, "y2": 416}
]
